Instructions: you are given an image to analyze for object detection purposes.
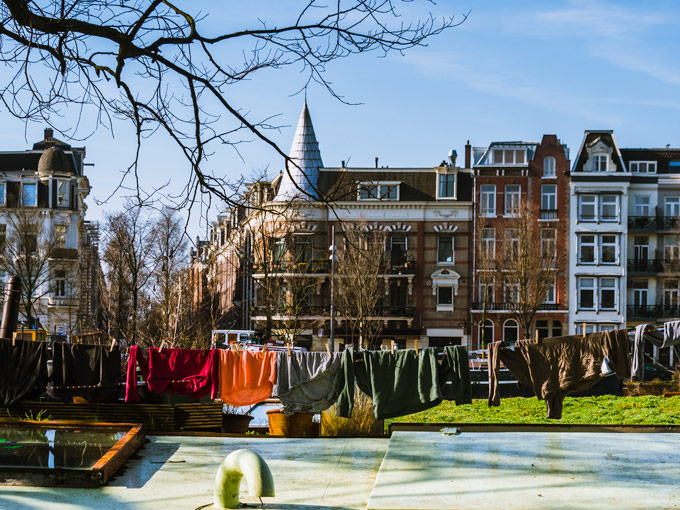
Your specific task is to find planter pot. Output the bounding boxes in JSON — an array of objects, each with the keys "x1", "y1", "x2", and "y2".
[
  {"x1": 221, "y1": 414, "x2": 254, "y2": 434},
  {"x1": 266, "y1": 410, "x2": 315, "y2": 437}
]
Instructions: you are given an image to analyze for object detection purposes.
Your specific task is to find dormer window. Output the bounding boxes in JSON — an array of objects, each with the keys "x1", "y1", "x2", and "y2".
[
  {"x1": 438, "y1": 172, "x2": 456, "y2": 199},
  {"x1": 492, "y1": 149, "x2": 525, "y2": 165},
  {"x1": 358, "y1": 182, "x2": 400, "y2": 201},
  {"x1": 630, "y1": 161, "x2": 657, "y2": 173},
  {"x1": 56, "y1": 180, "x2": 70, "y2": 208},
  {"x1": 593, "y1": 154, "x2": 608, "y2": 172}
]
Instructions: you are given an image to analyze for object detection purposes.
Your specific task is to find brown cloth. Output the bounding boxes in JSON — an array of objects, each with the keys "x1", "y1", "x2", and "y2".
[{"x1": 488, "y1": 329, "x2": 630, "y2": 419}]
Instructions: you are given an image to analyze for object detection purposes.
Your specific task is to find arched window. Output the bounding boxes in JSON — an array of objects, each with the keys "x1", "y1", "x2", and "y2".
[
  {"x1": 503, "y1": 319, "x2": 519, "y2": 343},
  {"x1": 543, "y1": 156, "x2": 556, "y2": 177},
  {"x1": 478, "y1": 320, "x2": 494, "y2": 347}
]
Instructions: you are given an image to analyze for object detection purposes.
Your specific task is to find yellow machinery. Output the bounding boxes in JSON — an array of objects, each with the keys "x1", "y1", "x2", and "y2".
[{"x1": 12, "y1": 328, "x2": 48, "y2": 342}]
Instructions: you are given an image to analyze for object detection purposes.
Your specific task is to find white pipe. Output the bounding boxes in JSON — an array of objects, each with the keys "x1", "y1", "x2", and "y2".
[{"x1": 213, "y1": 449, "x2": 275, "y2": 509}]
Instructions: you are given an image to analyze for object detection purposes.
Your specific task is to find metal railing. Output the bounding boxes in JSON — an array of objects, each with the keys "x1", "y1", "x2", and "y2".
[
  {"x1": 628, "y1": 216, "x2": 680, "y2": 231},
  {"x1": 539, "y1": 209, "x2": 558, "y2": 220},
  {"x1": 472, "y1": 302, "x2": 561, "y2": 311},
  {"x1": 627, "y1": 258, "x2": 663, "y2": 273},
  {"x1": 627, "y1": 305, "x2": 680, "y2": 320}
]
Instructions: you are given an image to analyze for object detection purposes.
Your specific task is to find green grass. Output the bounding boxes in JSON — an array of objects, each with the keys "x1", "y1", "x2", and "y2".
[{"x1": 389, "y1": 396, "x2": 680, "y2": 425}]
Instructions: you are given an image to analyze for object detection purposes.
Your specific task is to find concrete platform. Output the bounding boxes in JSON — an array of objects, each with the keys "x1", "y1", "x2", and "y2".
[
  {"x1": 0, "y1": 435, "x2": 388, "y2": 510},
  {"x1": 367, "y1": 431, "x2": 680, "y2": 510}
]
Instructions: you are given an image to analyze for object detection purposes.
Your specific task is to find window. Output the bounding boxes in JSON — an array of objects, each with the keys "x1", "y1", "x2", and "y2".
[
  {"x1": 437, "y1": 235, "x2": 454, "y2": 264},
  {"x1": 634, "y1": 236, "x2": 649, "y2": 263},
  {"x1": 600, "y1": 235, "x2": 618, "y2": 264},
  {"x1": 390, "y1": 234, "x2": 407, "y2": 266},
  {"x1": 56, "y1": 180, "x2": 70, "y2": 208},
  {"x1": 543, "y1": 156, "x2": 556, "y2": 177},
  {"x1": 294, "y1": 235, "x2": 312, "y2": 264},
  {"x1": 633, "y1": 195, "x2": 650, "y2": 217},
  {"x1": 578, "y1": 195, "x2": 596, "y2": 221},
  {"x1": 390, "y1": 282, "x2": 408, "y2": 308},
  {"x1": 504, "y1": 228, "x2": 519, "y2": 259},
  {"x1": 578, "y1": 234, "x2": 596, "y2": 264},
  {"x1": 503, "y1": 319, "x2": 519, "y2": 343},
  {"x1": 482, "y1": 228, "x2": 495, "y2": 258},
  {"x1": 543, "y1": 278, "x2": 556, "y2": 304},
  {"x1": 630, "y1": 161, "x2": 657, "y2": 173},
  {"x1": 479, "y1": 320, "x2": 494, "y2": 345},
  {"x1": 600, "y1": 195, "x2": 618, "y2": 221},
  {"x1": 437, "y1": 286, "x2": 454, "y2": 308},
  {"x1": 493, "y1": 149, "x2": 525, "y2": 165},
  {"x1": 664, "y1": 279, "x2": 679, "y2": 309},
  {"x1": 272, "y1": 237, "x2": 286, "y2": 269},
  {"x1": 600, "y1": 278, "x2": 616, "y2": 309},
  {"x1": 438, "y1": 173, "x2": 456, "y2": 198},
  {"x1": 0, "y1": 224, "x2": 5, "y2": 249},
  {"x1": 478, "y1": 279, "x2": 494, "y2": 305},
  {"x1": 578, "y1": 278, "x2": 595, "y2": 309},
  {"x1": 632, "y1": 281, "x2": 648, "y2": 308},
  {"x1": 665, "y1": 197, "x2": 680, "y2": 217},
  {"x1": 55, "y1": 225, "x2": 67, "y2": 249},
  {"x1": 0, "y1": 182, "x2": 5, "y2": 206},
  {"x1": 593, "y1": 154, "x2": 608, "y2": 172},
  {"x1": 664, "y1": 236, "x2": 680, "y2": 261},
  {"x1": 22, "y1": 183, "x2": 37, "y2": 207},
  {"x1": 54, "y1": 270, "x2": 67, "y2": 298},
  {"x1": 504, "y1": 185, "x2": 521, "y2": 216},
  {"x1": 541, "y1": 185, "x2": 557, "y2": 211},
  {"x1": 358, "y1": 182, "x2": 399, "y2": 200},
  {"x1": 536, "y1": 319, "x2": 562, "y2": 340},
  {"x1": 504, "y1": 279, "x2": 519, "y2": 304},
  {"x1": 540, "y1": 228, "x2": 556, "y2": 264},
  {"x1": 480, "y1": 185, "x2": 496, "y2": 216}
]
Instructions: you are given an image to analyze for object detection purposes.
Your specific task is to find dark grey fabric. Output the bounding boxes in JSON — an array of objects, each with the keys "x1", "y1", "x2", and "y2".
[
  {"x1": 273, "y1": 351, "x2": 343, "y2": 415},
  {"x1": 663, "y1": 320, "x2": 680, "y2": 348},
  {"x1": 50, "y1": 343, "x2": 121, "y2": 402},
  {"x1": 439, "y1": 346, "x2": 472, "y2": 405},
  {"x1": 0, "y1": 338, "x2": 48, "y2": 406}
]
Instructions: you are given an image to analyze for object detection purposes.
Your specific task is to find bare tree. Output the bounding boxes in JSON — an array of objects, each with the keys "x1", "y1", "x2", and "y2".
[
  {"x1": 101, "y1": 203, "x2": 155, "y2": 344},
  {"x1": 494, "y1": 203, "x2": 564, "y2": 339},
  {"x1": 0, "y1": 1, "x2": 463, "y2": 208},
  {"x1": 474, "y1": 214, "x2": 495, "y2": 349},
  {"x1": 0, "y1": 208, "x2": 54, "y2": 328},
  {"x1": 335, "y1": 223, "x2": 386, "y2": 350}
]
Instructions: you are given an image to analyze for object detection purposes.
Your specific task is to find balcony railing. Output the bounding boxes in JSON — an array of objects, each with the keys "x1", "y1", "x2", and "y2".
[
  {"x1": 250, "y1": 305, "x2": 415, "y2": 319},
  {"x1": 627, "y1": 305, "x2": 680, "y2": 320},
  {"x1": 472, "y1": 302, "x2": 561, "y2": 311},
  {"x1": 50, "y1": 248, "x2": 78, "y2": 260},
  {"x1": 627, "y1": 258, "x2": 663, "y2": 273},
  {"x1": 377, "y1": 306, "x2": 416, "y2": 317},
  {"x1": 385, "y1": 261, "x2": 416, "y2": 275},
  {"x1": 252, "y1": 259, "x2": 329, "y2": 274},
  {"x1": 539, "y1": 209, "x2": 558, "y2": 220},
  {"x1": 628, "y1": 216, "x2": 680, "y2": 231}
]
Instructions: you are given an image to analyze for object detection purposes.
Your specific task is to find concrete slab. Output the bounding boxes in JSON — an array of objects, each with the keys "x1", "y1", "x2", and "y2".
[
  {"x1": 367, "y1": 431, "x2": 680, "y2": 510},
  {"x1": 0, "y1": 435, "x2": 388, "y2": 510}
]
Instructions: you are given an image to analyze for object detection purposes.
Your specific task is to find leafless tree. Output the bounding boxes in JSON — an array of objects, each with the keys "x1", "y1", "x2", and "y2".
[
  {"x1": 474, "y1": 214, "x2": 495, "y2": 349},
  {"x1": 494, "y1": 203, "x2": 564, "y2": 339},
  {"x1": 101, "y1": 203, "x2": 155, "y2": 344},
  {"x1": 335, "y1": 223, "x2": 386, "y2": 350},
  {"x1": 0, "y1": 1, "x2": 464, "y2": 210},
  {"x1": 0, "y1": 208, "x2": 55, "y2": 329}
]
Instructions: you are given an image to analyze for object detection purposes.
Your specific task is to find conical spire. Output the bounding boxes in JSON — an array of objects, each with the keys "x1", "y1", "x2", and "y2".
[{"x1": 274, "y1": 101, "x2": 323, "y2": 201}]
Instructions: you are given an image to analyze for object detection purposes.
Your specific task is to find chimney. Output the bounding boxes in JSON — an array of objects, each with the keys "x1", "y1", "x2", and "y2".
[
  {"x1": 448, "y1": 149, "x2": 457, "y2": 166},
  {"x1": 44, "y1": 128, "x2": 53, "y2": 141},
  {"x1": 375, "y1": 157, "x2": 379, "y2": 169},
  {"x1": 465, "y1": 140, "x2": 471, "y2": 168}
]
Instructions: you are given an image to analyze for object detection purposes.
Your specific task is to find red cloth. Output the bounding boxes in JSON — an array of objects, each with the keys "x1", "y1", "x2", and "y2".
[{"x1": 125, "y1": 346, "x2": 217, "y2": 402}]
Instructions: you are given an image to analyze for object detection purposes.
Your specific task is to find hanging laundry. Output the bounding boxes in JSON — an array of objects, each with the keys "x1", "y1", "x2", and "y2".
[
  {"x1": 438, "y1": 345, "x2": 472, "y2": 405},
  {"x1": 662, "y1": 320, "x2": 680, "y2": 348},
  {"x1": 336, "y1": 347, "x2": 442, "y2": 420},
  {"x1": 216, "y1": 350, "x2": 277, "y2": 407},
  {"x1": 631, "y1": 324, "x2": 663, "y2": 381},
  {"x1": 50, "y1": 343, "x2": 121, "y2": 402},
  {"x1": 488, "y1": 330, "x2": 630, "y2": 419},
  {"x1": 125, "y1": 346, "x2": 217, "y2": 402},
  {"x1": 273, "y1": 351, "x2": 343, "y2": 415},
  {"x1": 0, "y1": 338, "x2": 48, "y2": 406}
]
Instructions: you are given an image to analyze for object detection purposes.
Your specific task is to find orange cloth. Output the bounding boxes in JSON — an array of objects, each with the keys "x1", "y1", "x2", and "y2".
[{"x1": 217, "y1": 350, "x2": 277, "y2": 406}]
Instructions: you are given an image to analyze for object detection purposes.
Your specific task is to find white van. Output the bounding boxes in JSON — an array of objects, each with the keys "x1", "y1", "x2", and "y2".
[{"x1": 211, "y1": 329, "x2": 256, "y2": 348}]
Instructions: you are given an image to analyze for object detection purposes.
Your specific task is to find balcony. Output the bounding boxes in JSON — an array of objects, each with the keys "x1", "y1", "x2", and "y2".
[
  {"x1": 472, "y1": 302, "x2": 561, "y2": 311},
  {"x1": 385, "y1": 261, "x2": 416, "y2": 275},
  {"x1": 48, "y1": 297, "x2": 75, "y2": 307},
  {"x1": 627, "y1": 258, "x2": 663, "y2": 273},
  {"x1": 627, "y1": 305, "x2": 680, "y2": 320},
  {"x1": 628, "y1": 215, "x2": 680, "y2": 231},
  {"x1": 50, "y1": 248, "x2": 78, "y2": 260},
  {"x1": 377, "y1": 306, "x2": 416, "y2": 318},
  {"x1": 539, "y1": 209, "x2": 558, "y2": 220},
  {"x1": 251, "y1": 305, "x2": 327, "y2": 318},
  {"x1": 252, "y1": 259, "x2": 329, "y2": 275}
]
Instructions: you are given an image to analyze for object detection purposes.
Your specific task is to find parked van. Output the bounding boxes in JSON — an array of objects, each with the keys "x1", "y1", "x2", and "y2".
[{"x1": 211, "y1": 329, "x2": 256, "y2": 348}]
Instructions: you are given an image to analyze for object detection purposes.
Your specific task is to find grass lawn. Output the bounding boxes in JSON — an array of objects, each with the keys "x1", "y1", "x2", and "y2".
[{"x1": 389, "y1": 395, "x2": 680, "y2": 425}]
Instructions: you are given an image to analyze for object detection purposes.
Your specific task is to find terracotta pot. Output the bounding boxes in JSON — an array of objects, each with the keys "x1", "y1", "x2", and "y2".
[
  {"x1": 221, "y1": 414, "x2": 254, "y2": 434},
  {"x1": 266, "y1": 410, "x2": 315, "y2": 437}
]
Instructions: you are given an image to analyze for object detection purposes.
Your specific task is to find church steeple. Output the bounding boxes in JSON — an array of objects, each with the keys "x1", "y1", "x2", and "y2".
[{"x1": 274, "y1": 101, "x2": 323, "y2": 201}]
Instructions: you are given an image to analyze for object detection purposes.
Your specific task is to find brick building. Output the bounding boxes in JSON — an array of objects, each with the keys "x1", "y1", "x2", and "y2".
[{"x1": 471, "y1": 135, "x2": 570, "y2": 347}]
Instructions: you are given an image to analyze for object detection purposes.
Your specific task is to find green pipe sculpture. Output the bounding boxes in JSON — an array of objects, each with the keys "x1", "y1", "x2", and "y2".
[{"x1": 213, "y1": 449, "x2": 275, "y2": 509}]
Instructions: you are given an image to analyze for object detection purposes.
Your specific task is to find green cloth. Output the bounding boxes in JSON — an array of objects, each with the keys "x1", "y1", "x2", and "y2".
[
  {"x1": 439, "y1": 345, "x2": 472, "y2": 405},
  {"x1": 336, "y1": 347, "x2": 443, "y2": 420}
]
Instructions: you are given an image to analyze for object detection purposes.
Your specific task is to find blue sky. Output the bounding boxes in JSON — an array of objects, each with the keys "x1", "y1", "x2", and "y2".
[{"x1": 2, "y1": 0, "x2": 679, "y2": 241}]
